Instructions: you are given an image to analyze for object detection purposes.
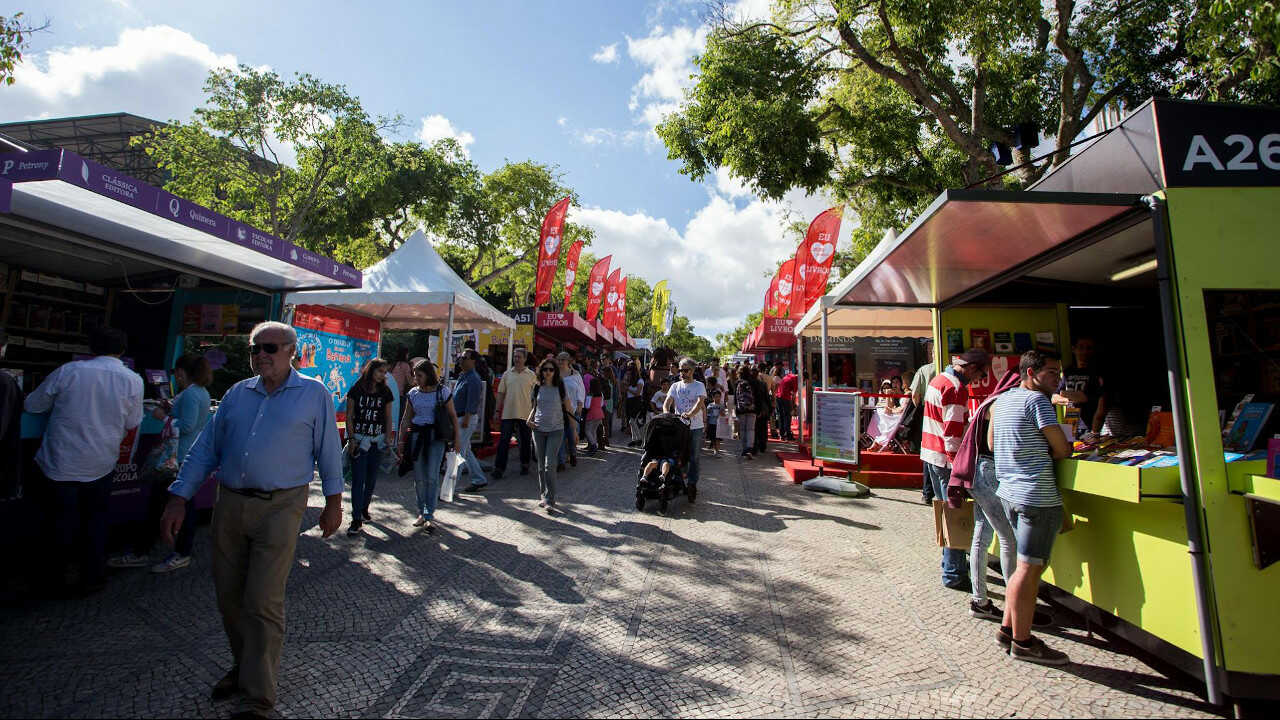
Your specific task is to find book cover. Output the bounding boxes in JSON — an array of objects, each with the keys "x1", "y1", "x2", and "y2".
[
  {"x1": 1035, "y1": 331, "x2": 1056, "y2": 352},
  {"x1": 1138, "y1": 454, "x2": 1180, "y2": 468},
  {"x1": 1014, "y1": 332, "x2": 1033, "y2": 353},
  {"x1": 946, "y1": 328, "x2": 963, "y2": 353},
  {"x1": 1224, "y1": 393, "x2": 1254, "y2": 437},
  {"x1": 1225, "y1": 402, "x2": 1274, "y2": 452},
  {"x1": 993, "y1": 332, "x2": 1013, "y2": 354},
  {"x1": 969, "y1": 329, "x2": 991, "y2": 351},
  {"x1": 1268, "y1": 438, "x2": 1280, "y2": 479}
]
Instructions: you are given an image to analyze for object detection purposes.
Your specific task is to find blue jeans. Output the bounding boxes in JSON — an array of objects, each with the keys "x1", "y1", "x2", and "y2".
[
  {"x1": 413, "y1": 438, "x2": 447, "y2": 519},
  {"x1": 688, "y1": 427, "x2": 705, "y2": 486},
  {"x1": 457, "y1": 416, "x2": 488, "y2": 486},
  {"x1": 559, "y1": 414, "x2": 580, "y2": 463},
  {"x1": 532, "y1": 429, "x2": 564, "y2": 504},
  {"x1": 495, "y1": 419, "x2": 531, "y2": 474},
  {"x1": 969, "y1": 456, "x2": 1017, "y2": 603},
  {"x1": 350, "y1": 443, "x2": 382, "y2": 519},
  {"x1": 925, "y1": 462, "x2": 969, "y2": 587}
]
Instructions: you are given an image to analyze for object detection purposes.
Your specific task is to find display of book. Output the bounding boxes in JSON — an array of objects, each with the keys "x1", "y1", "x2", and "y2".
[{"x1": 1225, "y1": 402, "x2": 1274, "y2": 452}]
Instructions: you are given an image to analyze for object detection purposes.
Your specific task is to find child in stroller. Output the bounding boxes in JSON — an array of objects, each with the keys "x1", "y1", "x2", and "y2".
[{"x1": 636, "y1": 412, "x2": 694, "y2": 512}]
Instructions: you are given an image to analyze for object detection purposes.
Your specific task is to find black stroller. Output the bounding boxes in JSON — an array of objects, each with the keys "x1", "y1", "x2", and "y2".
[{"x1": 636, "y1": 413, "x2": 694, "y2": 512}]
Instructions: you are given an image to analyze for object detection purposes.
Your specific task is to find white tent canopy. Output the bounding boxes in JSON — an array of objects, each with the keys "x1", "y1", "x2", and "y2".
[{"x1": 284, "y1": 230, "x2": 515, "y2": 331}]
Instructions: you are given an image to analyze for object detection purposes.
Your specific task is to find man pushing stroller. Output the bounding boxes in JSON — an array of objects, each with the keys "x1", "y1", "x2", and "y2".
[{"x1": 661, "y1": 358, "x2": 708, "y2": 492}]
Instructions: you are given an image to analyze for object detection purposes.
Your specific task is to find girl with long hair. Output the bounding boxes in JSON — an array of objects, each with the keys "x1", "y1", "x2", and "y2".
[
  {"x1": 528, "y1": 359, "x2": 574, "y2": 511},
  {"x1": 398, "y1": 360, "x2": 461, "y2": 532},
  {"x1": 345, "y1": 357, "x2": 394, "y2": 535}
]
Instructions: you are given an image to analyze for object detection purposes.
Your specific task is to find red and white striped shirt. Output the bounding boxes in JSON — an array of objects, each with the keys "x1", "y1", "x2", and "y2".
[{"x1": 920, "y1": 369, "x2": 969, "y2": 468}]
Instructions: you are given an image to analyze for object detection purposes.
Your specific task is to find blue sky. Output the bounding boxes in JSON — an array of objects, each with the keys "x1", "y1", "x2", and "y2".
[{"x1": 1, "y1": 0, "x2": 851, "y2": 338}]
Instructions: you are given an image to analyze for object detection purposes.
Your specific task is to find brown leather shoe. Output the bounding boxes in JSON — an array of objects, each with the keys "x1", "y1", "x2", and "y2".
[{"x1": 210, "y1": 667, "x2": 239, "y2": 701}]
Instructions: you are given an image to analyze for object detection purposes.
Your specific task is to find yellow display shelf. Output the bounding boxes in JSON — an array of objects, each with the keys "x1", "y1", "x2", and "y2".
[
  {"x1": 1227, "y1": 461, "x2": 1280, "y2": 503},
  {"x1": 1055, "y1": 459, "x2": 1182, "y2": 503}
]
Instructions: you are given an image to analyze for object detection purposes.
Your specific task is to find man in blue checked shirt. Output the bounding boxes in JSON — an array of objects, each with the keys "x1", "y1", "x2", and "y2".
[{"x1": 160, "y1": 321, "x2": 343, "y2": 718}]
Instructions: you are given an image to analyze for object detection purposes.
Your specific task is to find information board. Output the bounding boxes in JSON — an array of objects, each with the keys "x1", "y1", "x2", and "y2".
[
  {"x1": 812, "y1": 390, "x2": 861, "y2": 464},
  {"x1": 291, "y1": 305, "x2": 381, "y2": 408}
]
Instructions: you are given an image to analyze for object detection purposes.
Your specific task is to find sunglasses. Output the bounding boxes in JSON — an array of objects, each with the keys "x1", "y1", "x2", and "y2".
[
  {"x1": 540, "y1": 366, "x2": 556, "y2": 373},
  {"x1": 250, "y1": 342, "x2": 287, "y2": 355}
]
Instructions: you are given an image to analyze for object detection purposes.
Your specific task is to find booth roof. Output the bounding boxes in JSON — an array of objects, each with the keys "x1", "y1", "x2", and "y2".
[
  {"x1": 594, "y1": 319, "x2": 614, "y2": 346},
  {"x1": 828, "y1": 189, "x2": 1146, "y2": 308},
  {"x1": 794, "y1": 304, "x2": 934, "y2": 338},
  {"x1": 0, "y1": 178, "x2": 10, "y2": 214},
  {"x1": 283, "y1": 230, "x2": 514, "y2": 330},
  {"x1": 0, "y1": 149, "x2": 360, "y2": 292},
  {"x1": 750, "y1": 317, "x2": 798, "y2": 350},
  {"x1": 535, "y1": 310, "x2": 596, "y2": 343}
]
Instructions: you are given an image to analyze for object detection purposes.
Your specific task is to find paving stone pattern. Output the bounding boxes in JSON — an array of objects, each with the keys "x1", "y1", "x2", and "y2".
[{"x1": 0, "y1": 435, "x2": 1224, "y2": 718}]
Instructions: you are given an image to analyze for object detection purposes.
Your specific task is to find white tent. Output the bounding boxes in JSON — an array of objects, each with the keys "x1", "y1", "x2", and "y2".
[{"x1": 284, "y1": 230, "x2": 516, "y2": 375}]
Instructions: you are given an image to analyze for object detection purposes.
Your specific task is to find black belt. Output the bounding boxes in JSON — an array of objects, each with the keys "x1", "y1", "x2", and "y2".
[{"x1": 221, "y1": 485, "x2": 276, "y2": 500}]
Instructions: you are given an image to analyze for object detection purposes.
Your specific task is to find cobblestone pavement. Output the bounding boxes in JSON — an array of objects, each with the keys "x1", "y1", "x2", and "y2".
[{"x1": 0, "y1": 435, "x2": 1223, "y2": 718}]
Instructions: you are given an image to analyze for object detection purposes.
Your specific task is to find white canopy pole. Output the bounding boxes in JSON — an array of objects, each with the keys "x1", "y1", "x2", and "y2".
[
  {"x1": 443, "y1": 297, "x2": 455, "y2": 379},
  {"x1": 820, "y1": 306, "x2": 829, "y2": 390},
  {"x1": 506, "y1": 328, "x2": 514, "y2": 373}
]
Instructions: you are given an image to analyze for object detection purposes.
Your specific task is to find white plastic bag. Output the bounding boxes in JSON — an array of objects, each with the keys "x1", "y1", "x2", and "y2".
[{"x1": 439, "y1": 451, "x2": 462, "y2": 502}]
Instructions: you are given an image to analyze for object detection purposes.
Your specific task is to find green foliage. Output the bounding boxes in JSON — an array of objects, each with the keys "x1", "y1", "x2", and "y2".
[
  {"x1": 1, "y1": 12, "x2": 47, "y2": 86},
  {"x1": 659, "y1": 0, "x2": 1278, "y2": 241},
  {"x1": 136, "y1": 65, "x2": 402, "y2": 262},
  {"x1": 716, "y1": 311, "x2": 763, "y2": 356}
]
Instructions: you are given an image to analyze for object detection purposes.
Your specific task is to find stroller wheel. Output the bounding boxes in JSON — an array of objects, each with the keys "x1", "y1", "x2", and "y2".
[{"x1": 635, "y1": 493, "x2": 646, "y2": 511}]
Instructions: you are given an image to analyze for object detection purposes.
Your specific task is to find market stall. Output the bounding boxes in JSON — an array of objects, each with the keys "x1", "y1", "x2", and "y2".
[
  {"x1": 1, "y1": 147, "x2": 361, "y2": 529},
  {"x1": 816, "y1": 98, "x2": 1280, "y2": 704},
  {"x1": 533, "y1": 310, "x2": 596, "y2": 358},
  {"x1": 283, "y1": 230, "x2": 515, "y2": 379}
]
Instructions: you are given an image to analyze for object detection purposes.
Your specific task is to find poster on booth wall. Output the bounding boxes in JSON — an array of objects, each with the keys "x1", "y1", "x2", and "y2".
[
  {"x1": 107, "y1": 426, "x2": 147, "y2": 524},
  {"x1": 291, "y1": 305, "x2": 381, "y2": 409}
]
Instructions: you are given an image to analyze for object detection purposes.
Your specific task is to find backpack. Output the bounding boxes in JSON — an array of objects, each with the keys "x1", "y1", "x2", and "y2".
[{"x1": 735, "y1": 380, "x2": 756, "y2": 414}]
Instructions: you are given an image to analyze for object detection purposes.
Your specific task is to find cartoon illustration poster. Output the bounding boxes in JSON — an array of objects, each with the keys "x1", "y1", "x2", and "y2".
[{"x1": 291, "y1": 305, "x2": 381, "y2": 408}]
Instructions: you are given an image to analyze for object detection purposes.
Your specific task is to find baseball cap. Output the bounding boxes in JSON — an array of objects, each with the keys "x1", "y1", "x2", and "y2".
[{"x1": 957, "y1": 347, "x2": 990, "y2": 368}]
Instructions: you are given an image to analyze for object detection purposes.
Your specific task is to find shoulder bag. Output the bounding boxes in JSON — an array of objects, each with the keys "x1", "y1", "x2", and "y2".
[{"x1": 433, "y1": 387, "x2": 455, "y2": 445}]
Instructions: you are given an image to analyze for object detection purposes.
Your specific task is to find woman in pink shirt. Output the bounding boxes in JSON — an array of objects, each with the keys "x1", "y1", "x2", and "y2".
[{"x1": 583, "y1": 376, "x2": 606, "y2": 453}]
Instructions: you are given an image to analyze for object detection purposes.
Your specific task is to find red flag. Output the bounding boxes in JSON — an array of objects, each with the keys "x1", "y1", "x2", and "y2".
[
  {"x1": 775, "y1": 258, "x2": 796, "y2": 317},
  {"x1": 601, "y1": 268, "x2": 622, "y2": 330},
  {"x1": 764, "y1": 273, "x2": 780, "y2": 317},
  {"x1": 791, "y1": 207, "x2": 843, "y2": 316},
  {"x1": 562, "y1": 240, "x2": 583, "y2": 310},
  {"x1": 585, "y1": 255, "x2": 611, "y2": 321},
  {"x1": 616, "y1": 276, "x2": 629, "y2": 333},
  {"x1": 534, "y1": 196, "x2": 571, "y2": 306}
]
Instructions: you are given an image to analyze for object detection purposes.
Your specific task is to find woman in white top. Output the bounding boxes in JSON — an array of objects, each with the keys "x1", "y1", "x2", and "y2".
[{"x1": 398, "y1": 360, "x2": 460, "y2": 533}]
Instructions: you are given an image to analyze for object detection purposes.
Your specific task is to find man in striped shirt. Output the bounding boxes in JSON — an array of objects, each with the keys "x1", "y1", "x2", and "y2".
[{"x1": 921, "y1": 348, "x2": 990, "y2": 590}]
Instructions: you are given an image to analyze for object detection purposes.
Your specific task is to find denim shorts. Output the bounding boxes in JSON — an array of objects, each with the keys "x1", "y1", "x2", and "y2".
[{"x1": 1000, "y1": 499, "x2": 1064, "y2": 566}]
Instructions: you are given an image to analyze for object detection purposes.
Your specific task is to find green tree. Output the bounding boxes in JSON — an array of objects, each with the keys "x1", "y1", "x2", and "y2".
[
  {"x1": 658, "y1": 0, "x2": 1277, "y2": 236},
  {"x1": 1, "y1": 12, "x2": 48, "y2": 86},
  {"x1": 136, "y1": 65, "x2": 405, "y2": 261},
  {"x1": 716, "y1": 311, "x2": 763, "y2": 356}
]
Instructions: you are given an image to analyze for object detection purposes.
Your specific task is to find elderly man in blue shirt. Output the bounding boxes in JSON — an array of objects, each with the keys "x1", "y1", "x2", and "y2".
[{"x1": 160, "y1": 321, "x2": 342, "y2": 718}]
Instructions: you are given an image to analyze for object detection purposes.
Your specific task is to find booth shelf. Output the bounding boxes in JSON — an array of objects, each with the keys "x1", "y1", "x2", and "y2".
[
  {"x1": 1227, "y1": 461, "x2": 1280, "y2": 503},
  {"x1": 3, "y1": 325, "x2": 88, "y2": 339},
  {"x1": 10, "y1": 291, "x2": 106, "y2": 311},
  {"x1": 1055, "y1": 459, "x2": 1182, "y2": 504}
]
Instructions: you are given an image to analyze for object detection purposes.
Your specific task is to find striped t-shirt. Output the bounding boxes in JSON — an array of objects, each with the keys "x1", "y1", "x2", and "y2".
[
  {"x1": 992, "y1": 387, "x2": 1062, "y2": 507},
  {"x1": 920, "y1": 369, "x2": 967, "y2": 468}
]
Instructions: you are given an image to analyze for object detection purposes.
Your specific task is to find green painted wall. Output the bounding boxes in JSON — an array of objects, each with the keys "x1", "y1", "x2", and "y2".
[{"x1": 1166, "y1": 186, "x2": 1280, "y2": 675}]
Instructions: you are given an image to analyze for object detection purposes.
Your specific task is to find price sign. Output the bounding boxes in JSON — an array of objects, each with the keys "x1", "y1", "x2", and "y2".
[{"x1": 812, "y1": 390, "x2": 861, "y2": 464}]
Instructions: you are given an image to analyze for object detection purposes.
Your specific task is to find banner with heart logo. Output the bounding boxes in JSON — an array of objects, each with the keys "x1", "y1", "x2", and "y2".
[
  {"x1": 562, "y1": 240, "x2": 583, "y2": 310},
  {"x1": 764, "y1": 272, "x2": 781, "y2": 317},
  {"x1": 616, "y1": 276, "x2": 629, "y2": 334},
  {"x1": 791, "y1": 207, "x2": 844, "y2": 317},
  {"x1": 775, "y1": 258, "x2": 796, "y2": 316},
  {"x1": 601, "y1": 268, "x2": 622, "y2": 331},
  {"x1": 585, "y1": 255, "x2": 611, "y2": 321},
  {"x1": 534, "y1": 196, "x2": 572, "y2": 306}
]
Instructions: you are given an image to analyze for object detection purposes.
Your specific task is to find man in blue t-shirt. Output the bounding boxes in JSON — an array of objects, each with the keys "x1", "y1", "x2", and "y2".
[{"x1": 988, "y1": 350, "x2": 1072, "y2": 666}]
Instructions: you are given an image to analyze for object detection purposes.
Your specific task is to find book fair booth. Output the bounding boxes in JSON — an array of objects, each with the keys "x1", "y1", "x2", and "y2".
[
  {"x1": 0, "y1": 148, "x2": 361, "y2": 535},
  {"x1": 811, "y1": 98, "x2": 1280, "y2": 705}
]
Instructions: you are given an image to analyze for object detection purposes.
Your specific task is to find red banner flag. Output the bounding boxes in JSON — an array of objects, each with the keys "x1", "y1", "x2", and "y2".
[
  {"x1": 615, "y1": 276, "x2": 629, "y2": 333},
  {"x1": 585, "y1": 255, "x2": 611, "y2": 321},
  {"x1": 534, "y1": 196, "x2": 572, "y2": 306},
  {"x1": 775, "y1": 258, "x2": 796, "y2": 317},
  {"x1": 601, "y1": 268, "x2": 622, "y2": 331},
  {"x1": 764, "y1": 272, "x2": 780, "y2": 317},
  {"x1": 791, "y1": 207, "x2": 843, "y2": 317},
  {"x1": 562, "y1": 240, "x2": 583, "y2": 310}
]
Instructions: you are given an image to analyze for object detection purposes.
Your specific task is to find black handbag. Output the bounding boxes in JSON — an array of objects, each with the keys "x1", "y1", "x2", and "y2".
[
  {"x1": 433, "y1": 387, "x2": 455, "y2": 445},
  {"x1": 398, "y1": 427, "x2": 419, "y2": 477}
]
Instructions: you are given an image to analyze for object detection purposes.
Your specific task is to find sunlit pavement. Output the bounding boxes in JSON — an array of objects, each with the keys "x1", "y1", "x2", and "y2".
[{"x1": 0, "y1": 435, "x2": 1222, "y2": 718}]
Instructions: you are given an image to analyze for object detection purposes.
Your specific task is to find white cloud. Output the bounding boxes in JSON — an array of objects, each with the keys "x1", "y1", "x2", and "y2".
[
  {"x1": 416, "y1": 114, "x2": 475, "y2": 153},
  {"x1": 625, "y1": 24, "x2": 707, "y2": 134},
  {"x1": 591, "y1": 43, "x2": 619, "y2": 64},
  {"x1": 557, "y1": 116, "x2": 567, "y2": 127},
  {"x1": 571, "y1": 183, "x2": 854, "y2": 339},
  {"x1": 3, "y1": 26, "x2": 237, "y2": 122}
]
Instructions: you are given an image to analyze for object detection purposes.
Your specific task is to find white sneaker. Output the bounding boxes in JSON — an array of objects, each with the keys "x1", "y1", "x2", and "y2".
[
  {"x1": 150, "y1": 552, "x2": 191, "y2": 574},
  {"x1": 108, "y1": 552, "x2": 150, "y2": 569}
]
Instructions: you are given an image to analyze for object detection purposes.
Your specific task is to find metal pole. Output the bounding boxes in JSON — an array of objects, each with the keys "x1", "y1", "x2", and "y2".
[
  {"x1": 820, "y1": 306, "x2": 829, "y2": 390},
  {"x1": 796, "y1": 334, "x2": 804, "y2": 446},
  {"x1": 506, "y1": 323, "x2": 514, "y2": 373},
  {"x1": 1148, "y1": 195, "x2": 1222, "y2": 706},
  {"x1": 443, "y1": 298, "x2": 455, "y2": 379}
]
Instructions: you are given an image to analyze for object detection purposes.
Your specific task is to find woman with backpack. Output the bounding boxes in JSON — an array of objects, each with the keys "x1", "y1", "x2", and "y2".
[
  {"x1": 735, "y1": 367, "x2": 758, "y2": 459},
  {"x1": 528, "y1": 358, "x2": 574, "y2": 511},
  {"x1": 398, "y1": 360, "x2": 460, "y2": 533}
]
